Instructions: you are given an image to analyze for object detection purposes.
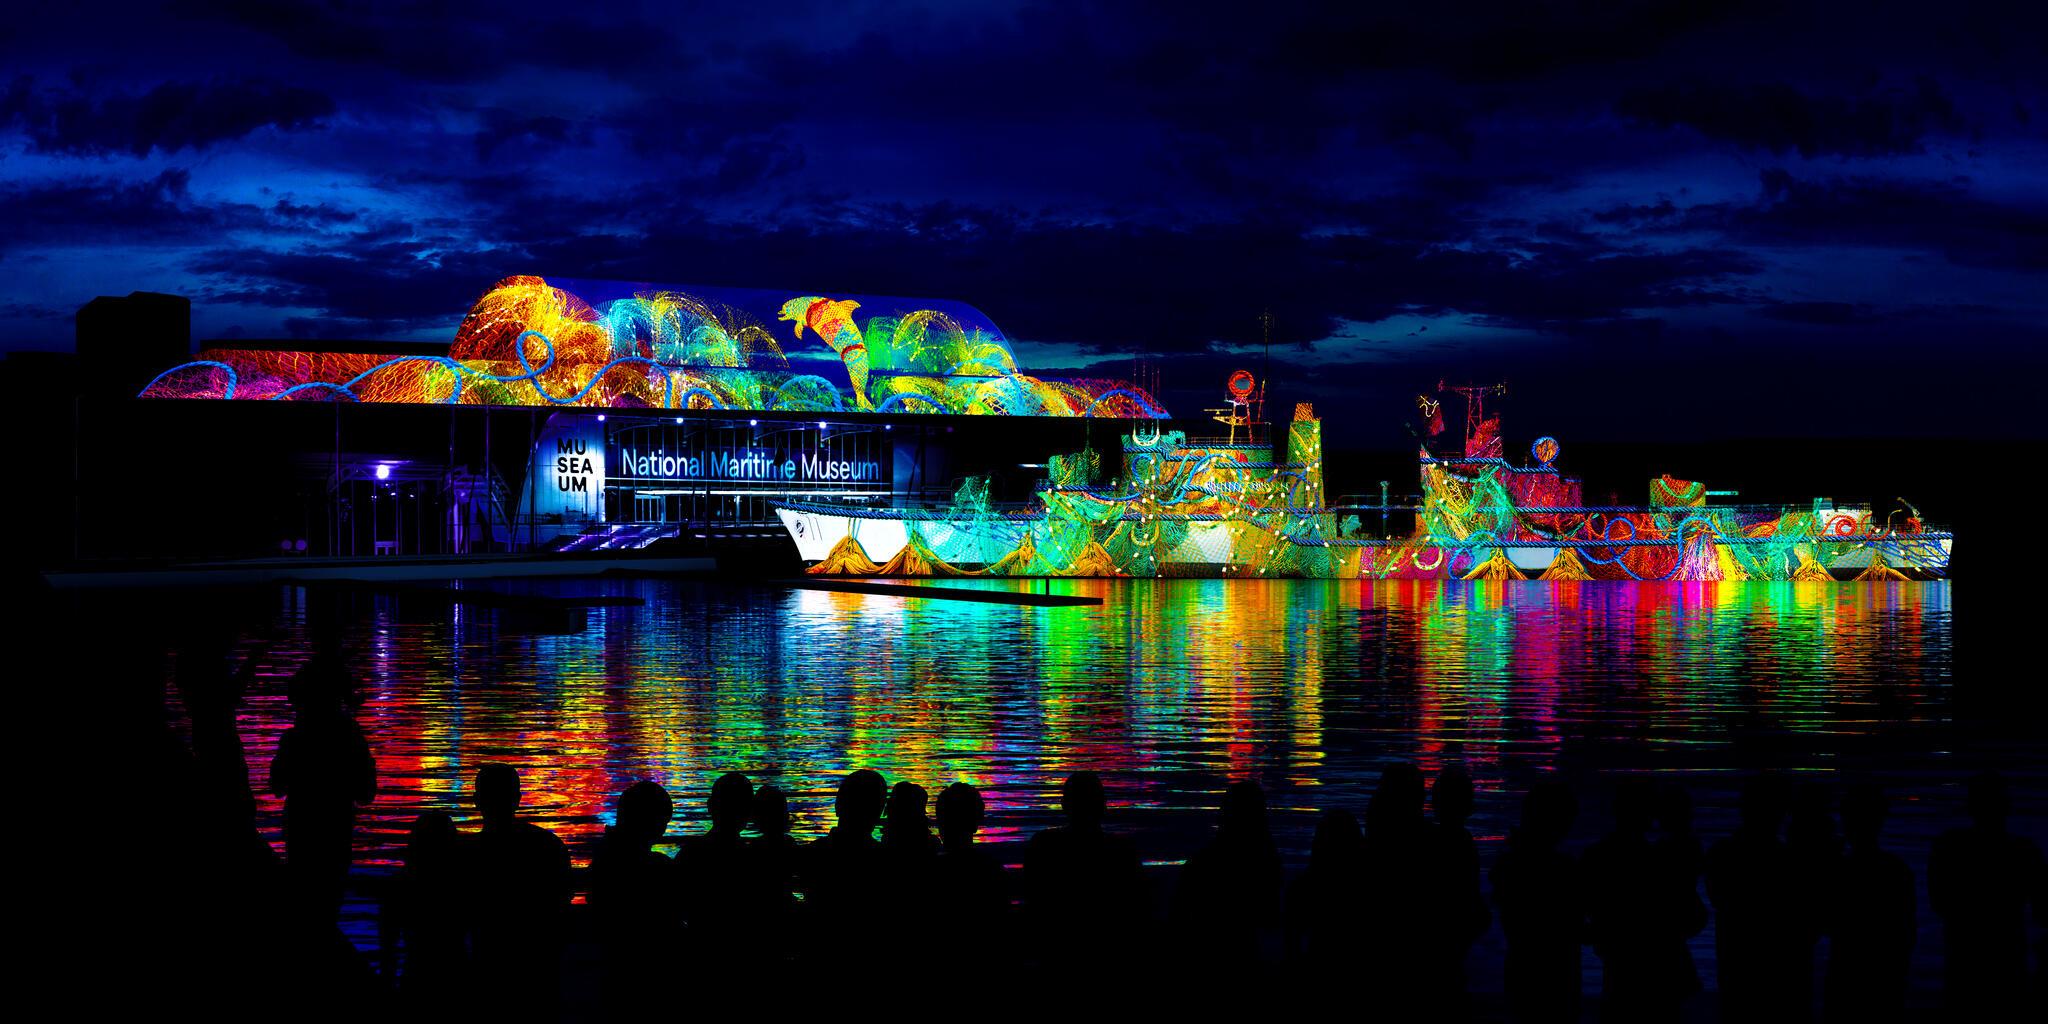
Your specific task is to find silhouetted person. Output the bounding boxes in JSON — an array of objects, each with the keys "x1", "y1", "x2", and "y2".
[
  {"x1": 1492, "y1": 781, "x2": 1584, "y2": 1022},
  {"x1": 677, "y1": 771, "x2": 754, "y2": 958},
  {"x1": 744, "y1": 783, "x2": 799, "y2": 965},
  {"x1": 1823, "y1": 784, "x2": 1914, "y2": 1023},
  {"x1": 1650, "y1": 784, "x2": 1707, "y2": 1000},
  {"x1": 590, "y1": 780, "x2": 678, "y2": 1016},
  {"x1": 269, "y1": 660, "x2": 376, "y2": 929},
  {"x1": 173, "y1": 628, "x2": 273, "y2": 869},
  {"x1": 933, "y1": 782, "x2": 1008, "y2": 929},
  {"x1": 930, "y1": 782, "x2": 1010, "y2": 985},
  {"x1": 1584, "y1": 778, "x2": 1690, "y2": 1021},
  {"x1": 1360, "y1": 762, "x2": 1439, "y2": 1015},
  {"x1": 1431, "y1": 764, "x2": 1493, "y2": 1002},
  {"x1": 1929, "y1": 771, "x2": 2044, "y2": 1014},
  {"x1": 1022, "y1": 771, "x2": 1145, "y2": 958},
  {"x1": 1286, "y1": 809, "x2": 1367, "y2": 968},
  {"x1": 880, "y1": 780, "x2": 939, "y2": 955},
  {"x1": 464, "y1": 763, "x2": 571, "y2": 1017},
  {"x1": 1784, "y1": 783, "x2": 1838, "y2": 1014},
  {"x1": 1175, "y1": 779, "x2": 1282, "y2": 969},
  {"x1": 384, "y1": 811, "x2": 465, "y2": 1011},
  {"x1": 799, "y1": 770, "x2": 890, "y2": 972},
  {"x1": 1707, "y1": 775, "x2": 1800, "y2": 1021},
  {"x1": 884, "y1": 780, "x2": 939, "y2": 858}
]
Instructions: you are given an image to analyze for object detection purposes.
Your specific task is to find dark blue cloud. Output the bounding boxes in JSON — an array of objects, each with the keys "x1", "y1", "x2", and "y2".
[
  {"x1": 1617, "y1": 79, "x2": 1968, "y2": 157},
  {"x1": 1, "y1": 76, "x2": 333, "y2": 155},
  {"x1": 0, "y1": 0, "x2": 2043, "y2": 443}
]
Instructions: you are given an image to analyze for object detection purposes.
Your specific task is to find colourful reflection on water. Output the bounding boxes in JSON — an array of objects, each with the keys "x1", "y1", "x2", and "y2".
[{"x1": 203, "y1": 580, "x2": 1952, "y2": 867}]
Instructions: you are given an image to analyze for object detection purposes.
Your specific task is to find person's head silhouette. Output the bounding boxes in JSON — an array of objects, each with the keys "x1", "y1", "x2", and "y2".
[
  {"x1": 1520, "y1": 780, "x2": 1577, "y2": 847},
  {"x1": 753, "y1": 784, "x2": 789, "y2": 838},
  {"x1": 936, "y1": 782, "x2": 984, "y2": 847},
  {"x1": 709, "y1": 772, "x2": 753, "y2": 834},
  {"x1": 1219, "y1": 779, "x2": 1267, "y2": 841},
  {"x1": 1964, "y1": 771, "x2": 2010, "y2": 830},
  {"x1": 1613, "y1": 777, "x2": 1656, "y2": 835},
  {"x1": 287, "y1": 669, "x2": 345, "y2": 718},
  {"x1": 476, "y1": 763, "x2": 521, "y2": 828},
  {"x1": 1656, "y1": 783, "x2": 1694, "y2": 834},
  {"x1": 615, "y1": 780, "x2": 673, "y2": 851},
  {"x1": 1433, "y1": 764, "x2": 1475, "y2": 826},
  {"x1": 1738, "y1": 774, "x2": 1787, "y2": 835},
  {"x1": 836, "y1": 769, "x2": 887, "y2": 835},
  {"x1": 1311, "y1": 808, "x2": 1362, "y2": 864},
  {"x1": 1842, "y1": 782, "x2": 1888, "y2": 845},
  {"x1": 405, "y1": 810, "x2": 457, "y2": 870},
  {"x1": 1370, "y1": 762, "x2": 1426, "y2": 830},
  {"x1": 886, "y1": 781, "x2": 931, "y2": 841},
  {"x1": 1062, "y1": 771, "x2": 1107, "y2": 829}
]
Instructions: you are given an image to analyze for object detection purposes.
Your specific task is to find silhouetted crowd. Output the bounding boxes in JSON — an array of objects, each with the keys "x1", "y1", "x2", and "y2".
[{"x1": 137, "y1": 627, "x2": 2044, "y2": 1023}]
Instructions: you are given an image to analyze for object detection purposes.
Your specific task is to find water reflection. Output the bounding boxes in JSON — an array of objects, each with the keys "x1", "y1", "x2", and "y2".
[{"x1": 202, "y1": 580, "x2": 1952, "y2": 866}]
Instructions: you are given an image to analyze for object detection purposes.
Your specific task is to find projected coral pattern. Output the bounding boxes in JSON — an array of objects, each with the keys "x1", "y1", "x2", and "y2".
[
  {"x1": 138, "y1": 276, "x2": 1166, "y2": 418},
  {"x1": 784, "y1": 408, "x2": 1953, "y2": 581}
]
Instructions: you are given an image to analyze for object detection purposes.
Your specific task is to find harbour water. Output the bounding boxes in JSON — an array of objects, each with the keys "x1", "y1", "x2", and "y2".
[
  {"x1": 165, "y1": 577, "x2": 2000, "y2": 994},
  {"x1": 185, "y1": 579, "x2": 1972, "y2": 856}
]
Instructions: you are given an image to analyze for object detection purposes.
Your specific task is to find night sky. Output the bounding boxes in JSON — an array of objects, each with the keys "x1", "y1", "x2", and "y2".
[{"x1": 3, "y1": 2, "x2": 2044, "y2": 449}]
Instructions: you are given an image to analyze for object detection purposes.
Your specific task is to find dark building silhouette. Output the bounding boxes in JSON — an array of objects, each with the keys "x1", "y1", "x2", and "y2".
[{"x1": 75, "y1": 291, "x2": 190, "y2": 397}]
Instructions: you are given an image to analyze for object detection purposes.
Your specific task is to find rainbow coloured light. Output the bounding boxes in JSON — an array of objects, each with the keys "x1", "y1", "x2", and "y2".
[
  {"x1": 138, "y1": 276, "x2": 1166, "y2": 418},
  {"x1": 786, "y1": 400, "x2": 1953, "y2": 581}
]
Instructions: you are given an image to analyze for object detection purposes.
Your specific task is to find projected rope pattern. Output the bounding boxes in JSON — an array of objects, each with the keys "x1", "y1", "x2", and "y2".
[
  {"x1": 800, "y1": 406, "x2": 1950, "y2": 581},
  {"x1": 138, "y1": 276, "x2": 1164, "y2": 417}
]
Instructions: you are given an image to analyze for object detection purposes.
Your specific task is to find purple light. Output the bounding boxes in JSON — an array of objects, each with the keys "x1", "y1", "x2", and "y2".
[
  {"x1": 375, "y1": 464, "x2": 391, "y2": 480},
  {"x1": 597, "y1": 414, "x2": 606, "y2": 422}
]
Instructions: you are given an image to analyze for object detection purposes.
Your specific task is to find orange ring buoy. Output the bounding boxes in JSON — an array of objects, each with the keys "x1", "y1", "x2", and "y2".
[{"x1": 1827, "y1": 515, "x2": 1858, "y2": 537}]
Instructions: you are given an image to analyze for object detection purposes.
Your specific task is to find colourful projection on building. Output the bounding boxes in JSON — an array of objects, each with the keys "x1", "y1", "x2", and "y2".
[
  {"x1": 781, "y1": 394, "x2": 1953, "y2": 581},
  {"x1": 137, "y1": 276, "x2": 1166, "y2": 417}
]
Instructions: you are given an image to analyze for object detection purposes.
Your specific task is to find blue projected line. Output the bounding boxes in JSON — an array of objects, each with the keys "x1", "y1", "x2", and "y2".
[
  {"x1": 765, "y1": 375, "x2": 845, "y2": 411},
  {"x1": 141, "y1": 360, "x2": 240, "y2": 399},
  {"x1": 873, "y1": 391, "x2": 947, "y2": 414},
  {"x1": 1081, "y1": 388, "x2": 1167, "y2": 419},
  {"x1": 149, "y1": 331, "x2": 737, "y2": 410}
]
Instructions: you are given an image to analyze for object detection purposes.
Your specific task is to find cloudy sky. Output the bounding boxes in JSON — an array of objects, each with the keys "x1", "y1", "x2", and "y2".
[{"x1": 2, "y1": 2, "x2": 2043, "y2": 446}]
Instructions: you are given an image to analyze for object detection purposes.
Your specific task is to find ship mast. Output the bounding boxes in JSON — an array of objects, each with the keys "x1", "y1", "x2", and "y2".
[{"x1": 1440, "y1": 380, "x2": 1507, "y2": 458}]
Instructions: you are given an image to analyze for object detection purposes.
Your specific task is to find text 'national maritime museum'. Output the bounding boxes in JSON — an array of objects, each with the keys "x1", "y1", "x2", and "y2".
[{"x1": 109, "y1": 275, "x2": 1171, "y2": 564}]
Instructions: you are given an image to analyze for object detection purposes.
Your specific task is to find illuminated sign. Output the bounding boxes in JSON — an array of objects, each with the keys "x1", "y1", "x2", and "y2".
[
  {"x1": 616, "y1": 446, "x2": 881, "y2": 484},
  {"x1": 555, "y1": 436, "x2": 599, "y2": 493}
]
